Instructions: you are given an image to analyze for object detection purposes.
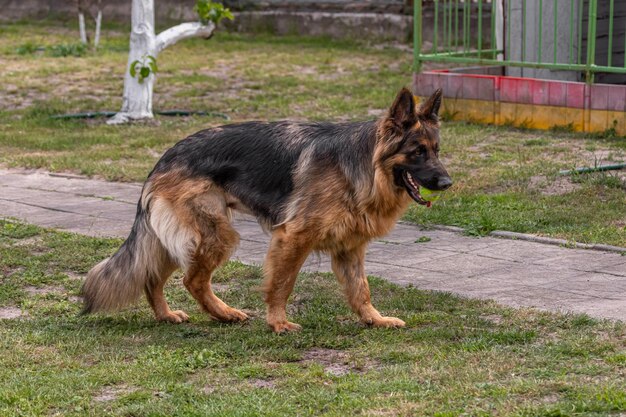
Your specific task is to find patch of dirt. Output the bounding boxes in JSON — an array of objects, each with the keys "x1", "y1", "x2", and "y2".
[
  {"x1": 153, "y1": 391, "x2": 169, "y2": 399},
  {"x1": 567, "y1": 142, "x2": 626, "y2": 167},
  {"x1": 201, "y1": 385, "x2": 216, "y2": 395},
  {"x1": 539, "y1": 393, "x2": 560, "y2": 404},
  {"x1": 465, "y1": 144, "x2": 496, "y2": 161},
  {"x1": 12, "y1": 236, "x2": 43, "y2": 246},
  {"x1": 479, "y1": 314, "x2": 504, "y2": 325},
  {"x1": 93, "y1": 385, "x2": 137, "y2": 402},
  {"x1": 0, "y1": 55, "x2": 121, "y2": 111},
  {"x1": 158, "y1": 63, "x2": 260, "y2": 104},
  {"x1": 24, "y1": 285, "x2": 63, "y2": 296},
  {"x1": 529, "y1": 175, "x2": 582, "y2": 196},
  {"x1": 580, "y1": 149, "x2": 623, "y2": 165},
  {"x1": 372, "y1": 42, "x2": 412, "y2": 53},
  {"x1": 316, "y1": 72, "x2": 343, "y2": 81},
  {"x1": 0, "y1": 90, "x2": 37, "y2": 111},
  {"x1": 286, "y1": 294, "x2": 309, "y2": 316},
  {"x1": 365, "y1": 409, "x2": 399, "y2": 417},
  {"x1": 249, "y1": 378, "x2": 276, "y2": 389},
  {"x1": 29, "y1": 246, "x2": 51, "y2": 256},
  {"x1": 612, "y1": 218, "x2": 626, "y2": 229},
  {"x1": 210, "y1": 282, "x2": 230, "y2": 293},
  {"x1": 301, "y1": 348, "x2": 374, "y2": 376},
  {"x1": 367, "y1": 109, "x2": 385, "y2": 118},
  {"x1": 0, "y1": 306, "x2": 28, "y2": 319},
  {"x1": 146, "y1": 148, "x2": 162, "y2": 158},
  {"x1": 293, "y1": 65, "x2": 321, "y2": 77},
  {"x1": 2, "y1": 266, "x2": 24, "y2": 278},
  {"x1": 64, "y1": 271, "x2": 85, "y2": 281}
]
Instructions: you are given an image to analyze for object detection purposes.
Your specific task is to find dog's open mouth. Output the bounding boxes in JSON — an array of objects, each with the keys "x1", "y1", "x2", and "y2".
[{"x1": 402, "y1": 171, "x2": 430, "y2": 207}]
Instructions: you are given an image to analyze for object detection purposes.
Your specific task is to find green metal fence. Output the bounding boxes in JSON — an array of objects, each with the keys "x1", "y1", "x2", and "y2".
[{"x1": 413, "y1": 0, "x2": 626, "y2": 83}]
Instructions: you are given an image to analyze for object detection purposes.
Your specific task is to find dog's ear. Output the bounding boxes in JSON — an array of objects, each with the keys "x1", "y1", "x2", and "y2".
[
  {"x1": 388, "y1": 87, "x2": 417, "y2": 130},
  {"x1": 418, "y1": 89, "x2": 442, "y2": 121}
]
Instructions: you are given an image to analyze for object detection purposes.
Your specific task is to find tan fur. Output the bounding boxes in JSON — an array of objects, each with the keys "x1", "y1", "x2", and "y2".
[
  {"x1": 262, "y1": 225, "x2": 313, "y2": 332},
  {"x1": 81, "y1": 214, "x2": 173, "y2": 315},
  {"x1": 331, "y1": 244, "x2": 404, "y2": 327},
  {"x1": 147, "y1": 172, "x2": 246, "y2": 322},
  {"x1": 83, "y1": 171, "x2": 247, "y2": 322},
  {"x1": 259, "y1": 124, "x2": 413, "y2": 331},
  {"x1": 84, "y1": 121, "x2": 416, "y2": 327},
  {"x1": 83, "y1": 89, "x2": 446, "y2": 333}
]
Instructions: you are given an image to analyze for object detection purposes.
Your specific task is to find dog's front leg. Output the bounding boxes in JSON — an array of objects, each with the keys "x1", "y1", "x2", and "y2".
[
  {"x1": 262, "y1": 226, "x2": 312, "y2": 333},
  {"x1": 331, "y1": 245, "x2": 405, "y2": 328}
]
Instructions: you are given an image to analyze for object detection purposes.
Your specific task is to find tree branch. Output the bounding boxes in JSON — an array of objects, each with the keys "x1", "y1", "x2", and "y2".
[{"x1": 155, "y1": 21, "x2": 216, "y2": 54}]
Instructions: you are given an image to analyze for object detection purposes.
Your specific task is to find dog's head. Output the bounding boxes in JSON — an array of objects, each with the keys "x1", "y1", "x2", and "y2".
[{"x1": 378, "y1": 88, "x2": 453, "y2": 205}]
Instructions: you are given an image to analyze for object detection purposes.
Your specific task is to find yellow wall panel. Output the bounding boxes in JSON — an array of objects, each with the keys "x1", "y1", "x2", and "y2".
[
  {"x1": 515, "y1": 104, "x2": 534, "y2": 129},
  {"x1": 423, "y1": 95, "x2": 625, "y2": 135},
  {"x1": 588, "y1": 110, "x2": 609, "y2": 133},
  {"x1": 563, "y1": 107, "x2": 585, "y2": 132},
  {"x1": 607, "y1": 111, "x2": 626, "y2": 136},
  {"x1": 499, "y1": 102, "x2": 516, "y2": 126}
]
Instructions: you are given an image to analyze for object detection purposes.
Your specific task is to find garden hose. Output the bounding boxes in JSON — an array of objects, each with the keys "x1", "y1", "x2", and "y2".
[
  {"x1": 50, "y1": 110, "x2": 230, "y2": 120},
  {"x1": 558, "y1": 163, "x2": 626, "y2": 176}
]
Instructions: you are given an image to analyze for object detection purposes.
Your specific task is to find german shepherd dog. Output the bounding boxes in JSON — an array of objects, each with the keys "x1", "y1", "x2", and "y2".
[{"x1": 81, "y1": 88, "x2": 452, "y2": 332}]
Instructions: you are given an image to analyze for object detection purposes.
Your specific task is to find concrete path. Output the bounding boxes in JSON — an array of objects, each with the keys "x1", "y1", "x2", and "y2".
[{"x1": 1, "y1": 168, "x2": 625, "y2": 321}]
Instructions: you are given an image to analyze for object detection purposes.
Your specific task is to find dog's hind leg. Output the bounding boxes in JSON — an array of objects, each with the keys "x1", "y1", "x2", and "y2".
[
  {"x1": 150, "y1": 177, "x2": 247, "y2": 323},
  {"x1": 145, "y1": 260, "x2": 189, "y2": 323},
  {"x1": 182, "y1": 198, "x2": 248, "y2": 323},
  {"x1": 331, "y1": 245, "x2": 405, "y2": 328},
  {"x1": 262, "y1": 226, "x2": 312, "y2": 333}
]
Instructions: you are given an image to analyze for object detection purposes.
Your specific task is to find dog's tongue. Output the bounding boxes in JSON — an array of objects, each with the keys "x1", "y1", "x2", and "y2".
[{"x1": 426, "y1": 201, "x2": 432, "y2": 208}]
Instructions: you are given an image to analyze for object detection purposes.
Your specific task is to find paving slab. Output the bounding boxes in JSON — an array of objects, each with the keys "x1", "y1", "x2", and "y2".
[
  {"x1": 468, "y1": 239, "x2": 572, "y2": 263},
  {"x1": 1, "y1": 168, "x2": 625, "y2": 321}
]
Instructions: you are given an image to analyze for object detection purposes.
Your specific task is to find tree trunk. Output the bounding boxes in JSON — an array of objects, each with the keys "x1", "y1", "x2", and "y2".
[
  {"x1": 94, "y1": 9, "x2": 102, "y2": 48},
  {"x1": 78, "y1": 12, "x2": 88, "y2": 44},
  {"x1": 107, "y1": 0, "x2": 156, "y2": 124},
  {"x1": 108, "y1": 0, "x2": 216, "y2": 125}
]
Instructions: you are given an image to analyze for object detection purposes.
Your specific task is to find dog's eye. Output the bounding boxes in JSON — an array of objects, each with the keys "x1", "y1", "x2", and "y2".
[{"x1": 417, "y1": 145, "x2": 427, "y2": 155}]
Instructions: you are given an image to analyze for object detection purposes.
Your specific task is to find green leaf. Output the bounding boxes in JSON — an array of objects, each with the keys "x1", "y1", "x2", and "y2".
[
  {"x1": 146, "y1": 56, "x2": 158, "y2": 73},
  {"x1": 129, "y1": 60, "x2": 139, "y2": 77},
  {"x1": 194, "y1": 0, "x2": 234, "y2": 24},
  {"x1": 139, "y1": 66, "x2": 151, "y2": 80}
]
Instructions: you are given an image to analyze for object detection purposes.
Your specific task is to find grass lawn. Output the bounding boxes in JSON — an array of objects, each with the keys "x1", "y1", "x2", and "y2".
[
  {"x1": 0, "y1": 21, "x2": 625, "y2": 246},
  {"x1": 1, "y1": 219, "x2": 625, "y2": 416}
]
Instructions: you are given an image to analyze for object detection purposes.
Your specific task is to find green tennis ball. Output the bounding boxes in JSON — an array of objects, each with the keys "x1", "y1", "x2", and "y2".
[{"x1": 420, "y1": 187, "x2": 442, "y2": 202}]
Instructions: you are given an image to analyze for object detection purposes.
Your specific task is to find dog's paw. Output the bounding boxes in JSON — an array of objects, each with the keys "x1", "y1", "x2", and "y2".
[
  {"x1": 268, "y1": 321, "x2": 302, "y2": 333},
  {"x1": 369, "y1": 316, "x2": 405, "y2": 328},
  {"x1": 218, "y1": 308, "x2": 249, "y2": 323},
  {"x1": 158, "y1": 310, "x2": 189, "y2": 324}
]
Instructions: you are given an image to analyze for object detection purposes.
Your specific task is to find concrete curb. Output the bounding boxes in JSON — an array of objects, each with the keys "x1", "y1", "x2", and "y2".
[
  {"x1": 409, "y1": 223, "x2": 626, "y2": 254},
  {"x1": 488, "y1": 231, "x2": 626, "y2": 254}
]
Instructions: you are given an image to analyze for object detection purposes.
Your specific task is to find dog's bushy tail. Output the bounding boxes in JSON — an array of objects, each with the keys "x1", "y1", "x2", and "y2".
[{"x1": 81, "y1": 203, "x2": 170, "y2": 314}]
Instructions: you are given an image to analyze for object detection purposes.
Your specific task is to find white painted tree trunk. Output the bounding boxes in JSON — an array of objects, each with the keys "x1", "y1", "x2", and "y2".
[
  {"x1": 108, "y1": 0, "x2": 216, "y2": 125},
  {"x1": 107, "y1": 0, "x2": 156, "y2": 124},
  {"x1": 78, "y1": 0, "x2": 101, "y2": 47},
  {"x1": 78, "y1": 12, "x2": 88, "y2": 44},
  {"x1": 94, "y1": 9, "x2": 102, "y2": 48}
]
